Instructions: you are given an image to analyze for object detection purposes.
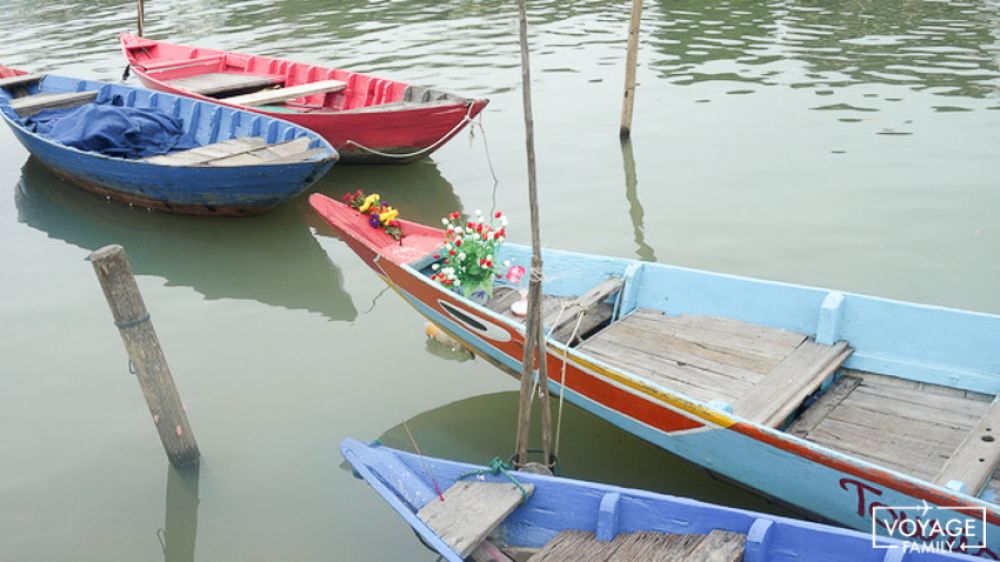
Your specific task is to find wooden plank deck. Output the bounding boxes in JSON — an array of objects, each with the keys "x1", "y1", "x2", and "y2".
[
  {"x1": 417, "y1": 480, "x2": 533, "y2": 558},
  {"x1": 934, "y1": 398, "x2": 1000, "y2": 495},
  {"x1": 788, "y1": 371, "x2": 992, "y2": 481},
  {"x1": 145, "y1": 137, "x2": 321, "y2": 167},
  {"x1": 164, "y1": 72, "x2": 280, "y2": 96},
  {"x1": 0, "y1": 73, "x2": 43, "y2": 89},
  {"x1": 526, "y1": 530, "x2": 744, "y2": 562},
  {"x1": 577, "y1": 309, "x2": 814, "y2": 405}
]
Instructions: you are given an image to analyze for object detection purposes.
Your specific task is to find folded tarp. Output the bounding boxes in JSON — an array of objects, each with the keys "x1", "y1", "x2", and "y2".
[{"x1": 24, "y1": 92, "x2": 198, "y2": 159}]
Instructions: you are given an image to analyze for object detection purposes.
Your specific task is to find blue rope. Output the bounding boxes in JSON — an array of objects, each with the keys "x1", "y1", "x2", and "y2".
[
  {"x1": 457, "y1": 457, "x2": 530, "y2": 503},
  {"x1": 115, "y1": 314, "x2": 150, "y2": 329}
]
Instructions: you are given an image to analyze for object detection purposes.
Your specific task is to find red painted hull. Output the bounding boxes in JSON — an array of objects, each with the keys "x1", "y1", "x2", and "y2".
[{"x1": 120, "y1": 34, "x2": 488, "y2": 164}]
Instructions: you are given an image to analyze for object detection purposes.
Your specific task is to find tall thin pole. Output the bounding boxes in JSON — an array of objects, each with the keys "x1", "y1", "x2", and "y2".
[
  {"x1": 513, "y1": 0, "x2": 553, "y2": 469},
  {"x1": 619, "y1": 0, "x2": 643, "y2": 138},
  {"x1": 137, "y1": 0, "x2": 145, "y2": 37}
]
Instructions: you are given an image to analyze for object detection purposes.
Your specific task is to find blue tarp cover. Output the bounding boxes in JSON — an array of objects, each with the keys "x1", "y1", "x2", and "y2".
[{"x1": 25, "y1": 93, "x2": 198, "y2": 159}]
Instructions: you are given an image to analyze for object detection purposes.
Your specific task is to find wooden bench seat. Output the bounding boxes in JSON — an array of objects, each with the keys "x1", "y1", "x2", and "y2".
[
  {"x1": 222, "y1": 79, "x2": 347, "y2": 107},
  {"x1": 164, "y1": 72, "x2": 281, "y2": 97},
  {"x1": 0, "y1": 73, "x2": 43, "y2": 90},
  {"x1": 417, "y1": 480, "x2": 533, "y2": 558},
  {"x1": 934, "y1": 398, "x2": 1000, "y2": 495},
  {"x1": 9, "y1": 90, "x2": 98, "y2": 117},
  {"x1": 144, "y1": 137, "x2": 323, "y2": 167},
  {"x1": 733, "y1": 340, "x2": 852, "y2": 426}
]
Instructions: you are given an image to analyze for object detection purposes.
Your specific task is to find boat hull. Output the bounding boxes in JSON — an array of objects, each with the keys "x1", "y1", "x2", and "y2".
[
  {"x1": 342, "y1": 438, "x2": 979, "y2": 561},
  {"x1": 122, "y1": 34, "x2": 489, "y2": 164},
  {"x1": 311, "y1": 194, "x2": 1000, "y2": 558},
  {"x1": 1, "y1": 72, "x2": 337, "y2": 216}
]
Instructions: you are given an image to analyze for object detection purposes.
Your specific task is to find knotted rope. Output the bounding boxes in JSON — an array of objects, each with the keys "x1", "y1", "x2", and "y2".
[{"x1": 457, "y1": 457, "x2": 531, "y2": 503}]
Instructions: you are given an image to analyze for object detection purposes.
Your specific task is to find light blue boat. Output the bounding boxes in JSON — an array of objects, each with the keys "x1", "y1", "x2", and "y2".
[
  {"x1": 313, "y1": 194, "x2": 1000, "y2": 557},
  {"x1": 342, "y1": 438, "x2": 978, "y2": 561},
  {"x1": 0, "y1": 67, "x2": 337, "y2": 216}
]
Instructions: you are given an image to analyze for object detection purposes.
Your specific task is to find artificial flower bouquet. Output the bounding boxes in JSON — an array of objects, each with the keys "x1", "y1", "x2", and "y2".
[
  {"x1": 343, "y1": 189, "x2": 403, "y2": 240},
  {"x1": 430, "y1": 209, "x2": 511, "y2": 299}
]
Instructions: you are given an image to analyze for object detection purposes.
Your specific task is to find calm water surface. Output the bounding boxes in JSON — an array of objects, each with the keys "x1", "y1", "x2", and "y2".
[{"x1": 0, "y1": 1, "x2": 998, "y2": 560}]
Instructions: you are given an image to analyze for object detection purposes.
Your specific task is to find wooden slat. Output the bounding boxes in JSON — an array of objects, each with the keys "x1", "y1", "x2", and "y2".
[
  {"x1": 545, "y1": 277, "x2": 622, "y2": 343},
  {"x1": 165, "y1": 72, "x2": 280, "y2": 96},
  {"x1": 734, "y1": 340, "x2": 852, "y2": 426},
  {"x1": 682, "y1": 530, "x2": 745, "y2": 562},
  {"x1": 222, "y1": 79, "x2": 347, "y2": 107},
  {"x1": 210, "y1": 137, "x2": 314, "y2": 166},
  {"x1": 788, "y1": 375, "x2": 863, "y2": 438},
  {"x1": 10, "y1": 90, "x2": 98, "y2": 117},
  {"x1": 417, "y1": 481, "x2": 533, "y2": 558},
  {"x1": 934, "y1": 399, "x2": 1000, "y2": 495},
  {"x1": 144, "y1": 138, "x2": 266, "y2": 165},
  {"x1": 0, "y1": 73, "x2": 43, "y2": 89}
]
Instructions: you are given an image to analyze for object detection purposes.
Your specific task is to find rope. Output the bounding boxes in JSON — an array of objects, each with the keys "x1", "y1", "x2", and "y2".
[
  {"x1": 115, "y1": 314, "x2": 150, "y2": 329},
  {"x1": 343, "y1": 101, "x2": 478, "y2": 160},
  {"x1": 457, "y1": 457, "x2": 531, "y2": 502},
  {"x1": 554, "y1": 310, "x2": 587, "y2": 456}
]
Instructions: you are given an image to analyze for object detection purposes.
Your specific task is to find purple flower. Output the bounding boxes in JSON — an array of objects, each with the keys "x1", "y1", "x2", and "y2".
[{"x1": 369, "y1": 215, "x2": 380, "y2": 228}]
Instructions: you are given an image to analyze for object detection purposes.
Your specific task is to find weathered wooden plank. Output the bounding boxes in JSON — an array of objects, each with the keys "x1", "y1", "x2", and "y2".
[
  {"x1": 852, "y1": 379, "x2": 990, "y2": 417},
  {"x1": 807, "y1": 418, "x2": 944, "y2": 479},
  {"x1": 934, "y1": 399, "x2": 1000, "y2": 495},
  {"x1": 683, "y1": 530, "x2": 745, "y2": 562},
  {"x1": 528, "y1": 531, "x2": 619, "y2": 562},
  {"x1": 417, "y1": 481, "x2": 533, "y2": 558},
  {"x1": 223, "y1": 79, "x2": 347, "y2": 106},
  {"x1": 165, "y1": 72, "x2": 280, "y2": 96},
  {"x1": 607, "y1": 532, "x2": 702, "y2": 562},
  {"x1": 582, "y1": 340, "x2": 751, "y2": 403},
  {"x1": 734, "y1": 340, "x2": 852, "y2": 426},
  {"x1": 0, "y1": 73, "x2": 43, "y2": 89},
  {"x1": 10, "y1": 90, "x2": 98, "y2": 117},
  {"x1": 827, "y1": 403, "x2": 970, "y2": 444},
  {"x1": 210, "y1": 137, "x2": 315, "y2": 166},
  {"x1": 788, "y1": 375, "x2": 862, "y2": 438},
  {"x1": 144, "y1": 138, "x2": 266, "y2": 165},
  {"x1": 624, "y1": 311, "x2": 804, "y2": 373}
]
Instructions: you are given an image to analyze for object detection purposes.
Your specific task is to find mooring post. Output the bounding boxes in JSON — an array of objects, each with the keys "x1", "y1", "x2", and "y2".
[
  {"x1": 137, "y1": 0, "x2": 145, "y2": 37},
  {"x1": 619, "y1": 0, "x2": 643, "y2": 138},
  {"x1": 89, "y1": 244, "x2": 199, "y2": 466}
]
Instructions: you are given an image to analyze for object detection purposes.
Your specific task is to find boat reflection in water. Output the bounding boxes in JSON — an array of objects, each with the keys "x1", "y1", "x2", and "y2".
[{"x1": 15, "y1": 158, "x2": 356, "y2": 321}]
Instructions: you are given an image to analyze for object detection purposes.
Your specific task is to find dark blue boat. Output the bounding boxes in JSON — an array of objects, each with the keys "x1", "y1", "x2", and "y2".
[
  {"x1": 342, "y1": 438, "x2": 978, "y2": 561},
  {"x1": 0, "y1": 67, "x2": 337, "y2": 216}
]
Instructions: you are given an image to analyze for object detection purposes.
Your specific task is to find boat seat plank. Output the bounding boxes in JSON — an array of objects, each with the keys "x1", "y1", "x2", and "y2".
[
  {"x1": 417, "y1": 480, "x2": 533, "y2": 558},
  {"x1": 222, "y1": 79, "x2": 347, "y2": 107},
  {"x1": 527, "y1": 530, "x2": 743, "y2": 562},
  {"x1": 934, "y1": 399, "x2": 1000, "y2": 495},
  {"x1": 0, "y1": 73, "x2": 43, "y2": 89},
  {"x1": 145, "y1": 137, "x2": 320, "y2": 167},
  {"x1": 484, "y1": 287, "x2": 615, "y2": 345},
  {"x1": 545, "y1": 277, "x2": 623, "y2": 344},
  {"x1": 164, "y1": 72, "x2": 281, "y2": 96},
  {"x1": 734, "y1": 340, "x2": 852, "y2": 427},
  {"x1": 10, "y1": 90, "x2": 98, "y2": 117}
]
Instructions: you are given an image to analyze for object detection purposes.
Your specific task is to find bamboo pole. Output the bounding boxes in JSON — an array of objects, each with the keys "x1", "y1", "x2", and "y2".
[
  {"x1": 137, "y1": 0, "x2": 145, "y2": 37},
  {"x1": 89, "y1": 244, "x2": 199, "y2": 466},
  {"x1": 513, "y1": 0, "x2": 553, "y2": 470},
  {"x1": 619, "y1": 0, "x2": 643, "y2": 138}
]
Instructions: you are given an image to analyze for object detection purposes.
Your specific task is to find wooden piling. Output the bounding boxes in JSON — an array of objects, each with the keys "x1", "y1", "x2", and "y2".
[
  {"x1": 513, "y1": 0, "x2": 554, "y2": 470},
  {"x1": 89, "y1": 244, "x2": 199, "y2": 466},
  {"x1": 619, "y1": 0, "x2": 643, "y2": 138},
  {"x1": 137, "y1": 0, "x2": 145, "y2": 37}
]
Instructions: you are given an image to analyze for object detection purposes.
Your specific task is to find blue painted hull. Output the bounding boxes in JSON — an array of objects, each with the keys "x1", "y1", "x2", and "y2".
[
  {"x1": 1, "y1": 74, "x2": 338, "y2": 215},
  {"x1": 342, "y1": 438, "x2": 977, "y2": 561}
]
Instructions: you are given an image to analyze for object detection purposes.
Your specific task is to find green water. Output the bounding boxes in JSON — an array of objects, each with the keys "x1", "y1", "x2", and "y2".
[{"x1": 1, "y1": 1, "x2": 998, "y2": 560}]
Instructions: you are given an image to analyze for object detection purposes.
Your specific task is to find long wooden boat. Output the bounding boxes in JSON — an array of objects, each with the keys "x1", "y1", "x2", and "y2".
[
  {"x1": 312, "y1": 193, "x2": 1000, "y2": 557},
  {"x1": 0, "y1": 67, "x2": 337, "y2": 216},
  {"x1": 120, "y1": 34, "x2": 489, "y2": 164},
  {"x1": 342, "y1": 438, "x2": 977, "y2": 561}
]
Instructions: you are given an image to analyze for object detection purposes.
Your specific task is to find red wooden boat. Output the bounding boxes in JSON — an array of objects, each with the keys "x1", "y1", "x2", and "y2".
[{"x1": 120, "y1": 34, "x2": 488, "y2": 164}]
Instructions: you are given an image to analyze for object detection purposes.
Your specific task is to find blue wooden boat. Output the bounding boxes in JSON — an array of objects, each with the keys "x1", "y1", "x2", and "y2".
[
  {"x1": 342, "y1": 438, "x2": 977, "y2": 561},
  {"x1": 312, "y1": 194, "x2": 1000, "y2": 557},
  {"x1": 0, "y1": 67, "x2": 337, "y2": 216}
]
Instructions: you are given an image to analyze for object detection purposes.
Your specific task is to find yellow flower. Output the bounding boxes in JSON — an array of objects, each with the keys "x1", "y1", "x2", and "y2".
[
  {"x1": 379, "y1": 207, "x2": 399, "y2": 225},
  {"x1": 358, "y1": 193, "x2": 380, "y2": 213}
]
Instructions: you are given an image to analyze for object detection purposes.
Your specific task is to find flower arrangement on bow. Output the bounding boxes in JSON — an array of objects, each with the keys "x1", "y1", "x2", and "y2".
[
  {"x1": 430, "y1": 209, "x2": 510, "y2": 298},
  {"x1": 343, "y1": 189, "x2": 403, "y2": 240}
]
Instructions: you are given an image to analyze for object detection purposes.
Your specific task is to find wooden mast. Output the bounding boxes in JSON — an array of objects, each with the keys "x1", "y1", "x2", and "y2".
[
  {"x1": 137, "y1": 0, "x2": 145, "y2": 37},
  {"x1": 513, "y1": 0, "x2": 554, "y2": 470},
  {"x1": 620, "y1": 0, "x2": 643, "y2": 138}
]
